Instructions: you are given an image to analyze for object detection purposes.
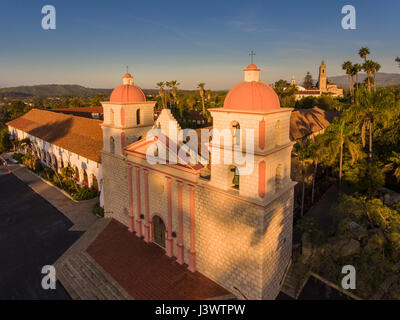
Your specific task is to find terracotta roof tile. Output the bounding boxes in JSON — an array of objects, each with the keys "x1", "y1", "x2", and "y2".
[
  {"x1": 290, "y1": 107, "x2": 338, "y2": 140},
  {"x1": 7, "y1": 109, "x2": 103, "y2": 163}
]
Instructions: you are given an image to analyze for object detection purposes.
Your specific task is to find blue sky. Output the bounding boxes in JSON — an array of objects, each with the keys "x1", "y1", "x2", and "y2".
[{"x1": 0, "y1": 0, "x2": 399, "y2": 90}]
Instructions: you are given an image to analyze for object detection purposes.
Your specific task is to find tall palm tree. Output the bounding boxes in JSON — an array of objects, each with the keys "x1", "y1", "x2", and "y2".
[
  {"x1": 342, "y1": 61, "x2": 353, "y2": 94},
  {"x1": 186, "y1": 96, "x2": 196, "y2": 110},
  {"x1": 322, "y1": 117, "x2": 361, "y2": 184},
  {"x1": 350, "y1": 88, "x2": 396, "y2": 160},
  {"x1": 156, "y1": 82, "x2": 166, "y2": 109},
  {"x1": 165, "y1": 81, "x2": 173, "y2": 107},
  {"x1": 363, "y1": 60, "x2": 375, "y2": 92},
  {"x1": 197, "y1": 83, "x2": 206, "y2": 114},
  {"x1": 309, "y1": 138, "x2": 329, "y2": 204},
  {"x1": 359, "y1": 47, "x2": 370, "y2": 63},
  {"x1": 293, "y1": 140, "x2": 313, "y2": 217},
  {"x1": 352, "y1": 63, "x2": 362, "y2": 90},
  {"x1": 371, "y1": 61, "x2": 381, "y2": 92},
  {"x1": 170, "y1": 80, "x2": 180, "y2": 106}
]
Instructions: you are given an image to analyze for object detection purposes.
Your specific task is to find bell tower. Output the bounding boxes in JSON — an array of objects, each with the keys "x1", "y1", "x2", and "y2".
[
  {"x1": 318, "y1": 60, "x2": 327, "y2": 93},
  {"x1": 101, "y1": 73, "x2": 156, "y2": 156}
]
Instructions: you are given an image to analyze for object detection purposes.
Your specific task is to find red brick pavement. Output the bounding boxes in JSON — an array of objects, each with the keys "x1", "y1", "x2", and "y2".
[{"x1": 86, "y1": 219, "x2": 231, "y2": 300}]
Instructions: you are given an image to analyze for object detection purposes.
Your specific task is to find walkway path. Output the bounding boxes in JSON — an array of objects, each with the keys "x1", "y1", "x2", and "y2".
[{"x1": 2, "y1": 153, "x2": 99, "y2": 231}]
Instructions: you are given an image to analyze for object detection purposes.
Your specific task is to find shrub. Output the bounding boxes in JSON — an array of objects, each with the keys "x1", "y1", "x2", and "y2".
[
  {"x1": 92, "y1": 202, "x2": 104, "y2": 217},
  {"x1": 12, "y1": 153, "x2": 23, "y2": 163},
  {"x1": 0, "y1": 127, "x2": 12, "y2": 154},
  {"x1": 73, "y1": 186, "x2": 97, "y2": 201}
]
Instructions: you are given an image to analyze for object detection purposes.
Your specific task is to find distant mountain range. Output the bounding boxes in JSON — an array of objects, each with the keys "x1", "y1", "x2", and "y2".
[
  {"x1": 1, "y1": 73, "x2": 399, "y2": 99},
  {"x1": 0, "y1": 84, "x2": 112, "y2": 98},
  {"x1": 328, "y1": 72, "x2": 400, "y2": 88}
]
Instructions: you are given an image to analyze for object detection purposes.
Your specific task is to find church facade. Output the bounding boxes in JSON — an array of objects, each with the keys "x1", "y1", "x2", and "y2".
[{"x1": 101, "y1": 66, "x2": 296, "y2": 300}]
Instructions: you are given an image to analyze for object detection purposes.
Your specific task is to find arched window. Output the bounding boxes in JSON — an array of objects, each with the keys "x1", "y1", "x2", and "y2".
[
  {"x1": 110, "y1": 109, "x2": 115, "y2": 125},
  {"x1": 136, "y1": 108, "x2": 141, "y2": 125},
  {"x1": 231, "y1": 121, "x2": 240, "y2": 146},
  {"x1": 275, "y1": 164, "x2": 283, "y2": 192},
  {"x1": 275, "y1": 120, "x2": 281, "y2": 146},
  {"x1": 91, "y1": 174, "x2": 99, "y2": 190},
  {"x1": 110, "y1": 136, "x2": 115, "y2": 154},
  {"x1": 74, "y1": 166, "x2": 80, "y2": 181},
  {"x1": 82, "y1": 170, "x2": 88, "y2": 186}
]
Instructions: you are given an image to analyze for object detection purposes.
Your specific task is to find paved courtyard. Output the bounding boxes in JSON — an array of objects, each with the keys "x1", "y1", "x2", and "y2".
[{"x1": 0, "y1": 168, "x2": 83, "y2": 299}]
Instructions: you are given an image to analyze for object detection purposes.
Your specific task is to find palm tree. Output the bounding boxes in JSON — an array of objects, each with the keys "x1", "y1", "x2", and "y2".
[
  {"x1": 350, "y1": 88, "x2": 396, "y2": 160},
  {"x1": 352, "y1": 63, "x2": 362, "y2": 90},
  {"x1": 165, "y1": 81, "x2": 173, "y2": 107},
  {"x1": 342, "y1": 61, "x2": 353, "y2": 95},
  {"x1": 186, "y1": 96, "x2": 196, "y2": 110},
  {"x1": 396, "y1": 57, "x2": 400, "y2": 68},
  {"x1": 363, "y1": 60, "x2": 375, "y2": 92},
  {"x1": 170, "y1": 80, "x2": 180, "y2": 106},
  {"x1": 359, "y1": 47, "x2": 370, "y2": 63},
  {"x1": 322, "y1": 117, "x2": 361, "y2": 184},
  {"x1": 156, "y1": 82, "x2": 166, "y2": 109},
  {"x1": 385, "y1": 151, "x2": 400, "y2": 182},
  {"x1": 308, "y1": 138, "x2": 328, "y2": 204},
  {"x1": 371, "y1": 61, "x2": 381, "y2": 92},
  {"x1": 293, "y1": 140, "x2": 313, "y2": 217},
  {"x1": 197, "y1": 83, "x2": 206, "y2": 114}
]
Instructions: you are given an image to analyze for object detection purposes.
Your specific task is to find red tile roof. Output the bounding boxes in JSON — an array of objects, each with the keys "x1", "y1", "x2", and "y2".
[
  {"x1": 7, "y1": 109, "x2": 103, "y2": 163},
  {"x1": 290, "y1": 107, "x2": 338, "y2": 140},
  {"x1": 51, "y1": 107, "x2": 103, "y2": 113},
  {"x1": 87, "y1": 219, "x2": 232, "y2": 300}
]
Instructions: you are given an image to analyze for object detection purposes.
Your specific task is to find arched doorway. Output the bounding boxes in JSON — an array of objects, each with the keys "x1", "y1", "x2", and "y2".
[{"x1": 152, "y1": 215, "x2": 166, "y2": 248}]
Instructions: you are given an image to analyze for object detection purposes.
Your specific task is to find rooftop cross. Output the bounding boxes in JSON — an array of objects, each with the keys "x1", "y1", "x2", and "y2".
[
  {"x1": 126, "y1": 65, "x2": 129, "y2": 73},
  {"x1": 249, "y1": 50, "x2": 256, "y2": 64}
]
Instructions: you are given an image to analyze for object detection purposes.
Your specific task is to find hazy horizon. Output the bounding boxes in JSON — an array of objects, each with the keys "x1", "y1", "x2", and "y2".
[{"x1": 1, "y1": 0, "x2": 399, "y2": 90}]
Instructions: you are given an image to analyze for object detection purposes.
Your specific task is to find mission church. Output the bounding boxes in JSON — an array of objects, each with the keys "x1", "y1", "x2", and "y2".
[
  {"x1": 8, "y1": 63, "x2": 299, "y2": 299},
  {"x1": 291, "y1": 60, "x2": 344, "y2": 100}
]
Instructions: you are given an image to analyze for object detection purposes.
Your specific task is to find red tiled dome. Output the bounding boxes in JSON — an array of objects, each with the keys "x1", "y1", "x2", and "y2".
[
  {"x1": 110, "y1": 84, "x2": 146, "y2": 103},
  {"x1": 223, "y1": 81, "x2": 280, "y2": 111},
  {"x1": 244, "y1": 64, "x2": 259, "y2": 70},
  {"x1": 123, "y1": 73, "x2": 133, "y2": 78}
]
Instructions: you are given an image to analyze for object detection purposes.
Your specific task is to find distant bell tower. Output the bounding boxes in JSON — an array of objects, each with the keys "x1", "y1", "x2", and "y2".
[
  {"x1": 291, "y1": 76, "x2": 296, "y2": 86},
  {"x1": 318, "y1": 60, "x2": 327, "y2": 93}
]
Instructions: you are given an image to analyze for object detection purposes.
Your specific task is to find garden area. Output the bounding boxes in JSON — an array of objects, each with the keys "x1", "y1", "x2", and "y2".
[
  {"x1": 12, "y1": 141, "x2": 98, "y2": 202},
  {"x1": 291, "y1": 82, "x2": 400, "y2": 299}
]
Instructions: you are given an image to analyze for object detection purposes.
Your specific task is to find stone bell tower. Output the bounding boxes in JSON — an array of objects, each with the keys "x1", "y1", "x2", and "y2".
[
  {"x1": 318, "y1": 60, "x2": 327, "y2": 93},
  {"x1": 205, "y1": 63, "x2": 296, "y2": 299},
  {"x1": 101, "y1": 73, "x2": 156, "y2": 156}
]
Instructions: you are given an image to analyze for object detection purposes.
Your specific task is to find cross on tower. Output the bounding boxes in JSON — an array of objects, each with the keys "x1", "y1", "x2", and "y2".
[
  {"x1": 126, "y1": 65, "x2": 129, "y2": 73},
  {"x1": 249, "y1": 51, "x2": 256, "y2": 64}
]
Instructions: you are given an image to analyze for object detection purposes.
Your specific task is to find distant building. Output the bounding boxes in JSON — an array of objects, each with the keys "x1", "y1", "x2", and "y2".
[
  {"x1": 291, "y1": 60, "x2": 344, "y2": 100},
  {"x1": 318, "y1": 60, "x2": 343, "y2": 97}
]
